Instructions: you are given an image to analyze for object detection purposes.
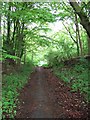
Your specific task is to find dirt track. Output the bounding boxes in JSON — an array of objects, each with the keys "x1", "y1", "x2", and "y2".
[{"x1": 16, "y1": 67, "x2": 88, "y2": 118}]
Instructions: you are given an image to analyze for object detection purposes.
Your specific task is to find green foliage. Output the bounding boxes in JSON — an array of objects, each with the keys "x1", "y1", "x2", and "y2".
[
  {"x1": 2, "y1": 63, "x2": 34, "y2": 118},
  {"x1": 2, "y1": 53, "x2": 19, "y2": 61},
  {"x1": 1, "y1": 50, "x2": 19, "y2": 61},
  {"x1": 2, "y1": 2, "x2": 56, "y2": 66},
  {"x1": 54, "y1": 68, "x2": 71, "y2": 83},
  {"x1": 46, "y1": 50, "x2": 60, "y2": 67},
  {"x1": 46, "y1": 47, "x2": 76, "y2": 68}
]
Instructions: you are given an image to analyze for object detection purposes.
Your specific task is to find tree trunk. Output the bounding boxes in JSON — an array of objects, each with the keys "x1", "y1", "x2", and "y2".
[
  {"x1": 76, "y1": 30, "x2": 80, "y2": 56},
  {"x1": 24, "y1": 45, "x2": 26, "y2": 64},
  {"x1": 3, "y1": 20, "x2": 5, "y2": 41},
  {"x1": 75, "y1": 12, "x2": 83, "y2": 56},
  {"x1": 18, "y1": 23, "x2": 25, "y2": 60},
  {"x1": 78, "y1": 27, "x2": 83, "y2": 56},
  {"x1": 0, "y1": 15, "x2": 1, "y2": 35},
  {"x1": 15, "y1": 20, "x2": 25, "y2": 65},
  {"x1": 31, "y1": 50, "x2": 33, "y2": 61},
  {"x1": 7, "y1": 5, "x2": 11, "y2": 43},
  {"x1": 12, "y1": 20, "x2": 17, "y2": 49},
  {"x1": 0, "y1": 2, "x2": 2, "y2": 35},
  {"x1": 69, "y1": 0, "x2": 90, "y2": 38}
]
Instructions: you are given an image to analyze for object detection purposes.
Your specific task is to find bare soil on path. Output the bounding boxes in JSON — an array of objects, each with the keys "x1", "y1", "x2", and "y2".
[{"x1": 16, "y1": 67, "x2": 88, "y2": 118}]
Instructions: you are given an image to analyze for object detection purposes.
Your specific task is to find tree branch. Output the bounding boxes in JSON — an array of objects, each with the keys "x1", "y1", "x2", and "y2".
[{"x1": 62, "y1": 22, "x2": 77, "y2": 44}]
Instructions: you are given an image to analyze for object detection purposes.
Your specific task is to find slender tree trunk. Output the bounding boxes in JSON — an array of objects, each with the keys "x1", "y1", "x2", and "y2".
[
  {"x1": 24, "y1": 45, "x2": 26, "y2": 64},
  {"x1": 0, "y1": 2, "x2": 2, "y2": 36},
  {"x1": 15, "y1": 20, "x2": 25, "y2": 65},
  {"x1": 18, "y1": 23, "x2": 25, "y2": 64},
  {"x1": 7, "y1": 5, "x2": 11, "y2": 43},
  {"x1": 75, "y1": 14, "x2": 80, "y2": 56},
  {"x1": 16, "y1": 21, "x2": 21, "y2": 65},
  {"x1": 31, "y1": 50, "x2": 33, "y2": 61},
  {"x1": 76, "y1": 33, "x2": 79, "y2": 56},
  {"x1": 75, "y1": 12, "x2": 83, "y2": 56},
  {"x1": 0, "y1": 15, "x2": 1, "y2": 35},
  {"x1": 78, "y1": 27, "x2": 83, "y2": 56},
  {"x1": 0, "y1": 11, "x2": 2, "y2": 63},
  {"x1": 12, "y1": 20, "x2": 16, "y2": 48},
  {"x1": 3, "y1": 20, "x2": 5, "y2": 41}
]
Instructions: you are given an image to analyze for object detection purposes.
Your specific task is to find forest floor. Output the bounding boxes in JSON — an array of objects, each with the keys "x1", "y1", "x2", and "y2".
[{"x1": 16, "y1": 67, "x2": 88, "y2": 118}]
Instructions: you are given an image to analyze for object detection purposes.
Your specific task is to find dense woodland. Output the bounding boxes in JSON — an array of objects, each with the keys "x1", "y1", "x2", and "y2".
[{"x1": 0, "y1": 1, "x2": 90, "y2": 118}]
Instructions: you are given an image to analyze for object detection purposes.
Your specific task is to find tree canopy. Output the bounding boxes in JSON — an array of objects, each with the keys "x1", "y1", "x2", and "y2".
[{"x1": 1, "y1": 1, "x2": 90, "y2": 119}]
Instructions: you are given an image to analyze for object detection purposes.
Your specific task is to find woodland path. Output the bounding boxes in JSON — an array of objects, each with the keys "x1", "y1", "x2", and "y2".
[{"x1": 16, "y1": 67, "x2": 88, "y2": 118}]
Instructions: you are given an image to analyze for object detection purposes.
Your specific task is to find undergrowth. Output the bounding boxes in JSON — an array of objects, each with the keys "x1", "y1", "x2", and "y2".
[
  {"x1": 46, "y1": 50, "x2": 90, "y2": 102},
  {"x1": 53, "y1": 58, "x2": 90, "y2": 102},
  {"x1": 2, "y1": 63, "x2": 34, "y2": 119}
]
